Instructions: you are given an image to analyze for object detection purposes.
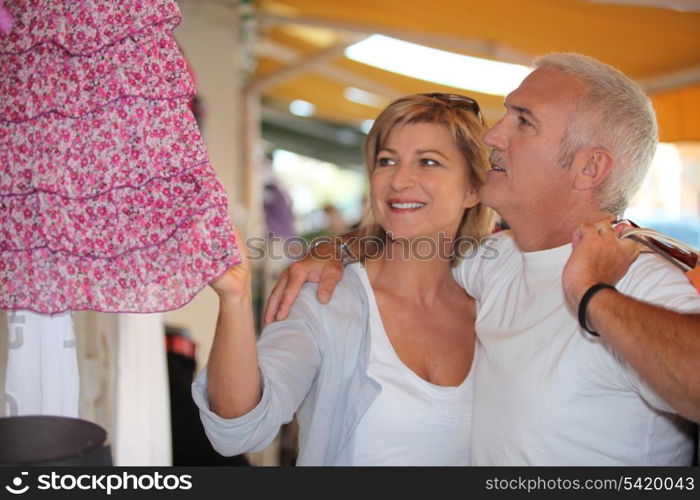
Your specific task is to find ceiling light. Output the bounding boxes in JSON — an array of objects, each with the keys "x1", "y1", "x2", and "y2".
[
  {"x1": 289, "y1": 100, "x2": 315, "y2": 117},
  {"x1": 361, "y1": 119, "x2": 374, "y2": 134},
  {"x1": 343, "y1": 87, "x2": 385, "y2": 108},
  {"x1": 345, "y1": 35, "x2": 533, "y2": 96}
]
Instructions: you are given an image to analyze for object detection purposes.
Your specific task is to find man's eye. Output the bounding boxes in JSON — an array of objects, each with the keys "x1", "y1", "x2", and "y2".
[
  {"x1": 377, "y1": 157, "x2": 396, "y2": 167},
  {"x1": 517, "y1": 115, "x2": 531, "y2": 127}
]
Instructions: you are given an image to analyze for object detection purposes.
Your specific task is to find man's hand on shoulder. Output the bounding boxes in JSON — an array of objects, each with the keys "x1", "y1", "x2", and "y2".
[
  {"x1": 562, "y1": 220, "x2": 640, "y2": 311},
  {"x1": 263, "y1": 240, "x2": 347, "y2": 325}
]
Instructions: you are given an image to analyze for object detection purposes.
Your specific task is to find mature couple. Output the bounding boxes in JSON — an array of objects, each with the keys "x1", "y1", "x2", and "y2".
[{"x1": 193, "y1": 53, "x2": 700, "y2": 465}]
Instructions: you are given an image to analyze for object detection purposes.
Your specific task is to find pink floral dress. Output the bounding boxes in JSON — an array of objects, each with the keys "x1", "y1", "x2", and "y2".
[{"x1": 0, "y1": 0, "x2": 240, "y2": 313}]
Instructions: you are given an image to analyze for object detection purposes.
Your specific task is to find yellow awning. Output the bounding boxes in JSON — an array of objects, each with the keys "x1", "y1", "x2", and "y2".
[
  {"x1": 653, "y1": 85, "x2": 700, "y2": 142},
  {"x1": 255, "y1": 0, "x2": 700, "y2": 142}
]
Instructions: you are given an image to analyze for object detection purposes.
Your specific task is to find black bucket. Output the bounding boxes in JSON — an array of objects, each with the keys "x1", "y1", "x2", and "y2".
[{"x1": 0, "y1": 415, "x2": 112, "y2": 466}]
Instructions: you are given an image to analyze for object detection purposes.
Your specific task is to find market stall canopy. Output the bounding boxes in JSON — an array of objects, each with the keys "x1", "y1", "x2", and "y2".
[{"x1": 250, "y1": 0, "x2": 700, "y2": 145}]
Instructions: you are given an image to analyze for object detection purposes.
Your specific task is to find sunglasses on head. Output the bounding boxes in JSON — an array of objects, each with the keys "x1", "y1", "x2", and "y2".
[{"x1": 419, "y1": 93, "x2": 484, "y2": 125}]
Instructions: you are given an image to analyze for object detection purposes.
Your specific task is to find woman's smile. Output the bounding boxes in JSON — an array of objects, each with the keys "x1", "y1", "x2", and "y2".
[{"x1": 387, "y1": 199, "x2": 427, "y2": 213}]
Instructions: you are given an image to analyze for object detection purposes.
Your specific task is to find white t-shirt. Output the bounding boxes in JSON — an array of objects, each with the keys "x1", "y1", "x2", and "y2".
[
  {"x1": 453, "y1": 231, "x2": 699, "y2": 466},
  {"x1": 350, "y1": 265, "x2": 473, "y2": 465}
]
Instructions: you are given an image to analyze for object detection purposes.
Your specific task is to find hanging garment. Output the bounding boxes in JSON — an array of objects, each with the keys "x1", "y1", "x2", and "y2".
[
  {"x1": 5, "y1": 311, "x2": 79, "y2": 416},
  {"x1": 0, "y1": 0, "x2": 240, "y2": 314}
]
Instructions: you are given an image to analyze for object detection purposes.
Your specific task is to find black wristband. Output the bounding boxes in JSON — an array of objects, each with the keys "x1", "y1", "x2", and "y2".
[{"x1": 578, "y1": 283, "x2": 616, "y2": 336}]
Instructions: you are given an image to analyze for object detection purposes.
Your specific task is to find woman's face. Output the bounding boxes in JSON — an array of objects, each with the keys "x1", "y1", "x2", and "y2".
[{"x1": 370, "y1": 121, "x2": 479, "y2": 244}]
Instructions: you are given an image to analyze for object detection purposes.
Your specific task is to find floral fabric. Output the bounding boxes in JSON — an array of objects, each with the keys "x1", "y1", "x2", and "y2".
[{"x1": 0, "y1": 0, "x2": 240, "y2": 313}]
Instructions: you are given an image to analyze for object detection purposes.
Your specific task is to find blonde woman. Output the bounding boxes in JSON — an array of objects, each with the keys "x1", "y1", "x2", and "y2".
[{"x1": 193, "y1": 93, "x2": 496, "y2": 465}]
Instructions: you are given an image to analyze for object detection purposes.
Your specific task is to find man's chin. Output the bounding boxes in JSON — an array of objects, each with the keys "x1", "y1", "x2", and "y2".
[{"x1": 477, "y1": 185, "x2": 501, "y2": 211}]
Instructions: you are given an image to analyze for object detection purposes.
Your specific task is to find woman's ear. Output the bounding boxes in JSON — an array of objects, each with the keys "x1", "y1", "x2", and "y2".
[
  {"x1": 463, "y1": 189, "x2": 480, "y2": 209},
  {"x1": 573, "y1": 148, "x2": 614, "y2": 191}
]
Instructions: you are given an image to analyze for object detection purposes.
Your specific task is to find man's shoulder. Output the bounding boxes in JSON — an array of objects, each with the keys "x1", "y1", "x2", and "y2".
[
  {"x1": 483, "y1": 229, "x2": 515, "y2": 246},
  {"x1": 452, "y1": 230, "x2": 520, "y2": 294},
  {"x1": 623, "y1": 251, "x2": 692, "y2": 284},
  {"x1": 618, "y1": 252, "x2": 700, "y2": 311},
  {"x1": 456, "y1": 230, "x2": 517, "y2": 268}
]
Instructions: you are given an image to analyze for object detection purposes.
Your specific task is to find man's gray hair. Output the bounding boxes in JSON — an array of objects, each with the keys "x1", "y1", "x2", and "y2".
[{"x1": 535, "y1": 53, "x2": 658, "y2": 215}]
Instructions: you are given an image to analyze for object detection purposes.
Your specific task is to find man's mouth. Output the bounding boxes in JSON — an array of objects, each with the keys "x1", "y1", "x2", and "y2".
[{"x1": 489, "y1": 151, "x2": 507, "y2": 173}]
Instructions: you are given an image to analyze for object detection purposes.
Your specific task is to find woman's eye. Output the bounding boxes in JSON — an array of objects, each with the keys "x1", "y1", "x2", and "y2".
[
  {"x1": 421, "y1": 158, "x2": 439, "y2": 167},
  {"x1": 377, "y1": 157, "x2": 396, "y2": 167}
]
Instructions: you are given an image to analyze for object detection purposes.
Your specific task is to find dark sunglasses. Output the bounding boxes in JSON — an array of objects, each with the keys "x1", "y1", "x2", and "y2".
[
  {"x1": 419, "y1": 92, "x2": 484, "y2": 125},
  {"x1": 617, "y1": 219, "x2": 698, "y2": 270}
]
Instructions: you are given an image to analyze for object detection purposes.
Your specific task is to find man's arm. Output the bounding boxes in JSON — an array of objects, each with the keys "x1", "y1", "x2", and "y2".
[
  {"x1": 586, "y1": 289, "x2": 700, "y2": 422},
  {"x1": 563, "y1": 221, "x2": 700, "y2": 423},
  {"x1": 263, "y1": 232, "x2": 358, "y2": 325}
]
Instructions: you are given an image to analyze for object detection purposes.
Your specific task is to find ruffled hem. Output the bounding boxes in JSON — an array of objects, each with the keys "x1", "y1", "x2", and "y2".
[
  {"x1": 0, "y1": 206, "x2": 240, "y2": 313},
  {"x1": 2, "y1": 162, "x2": 231, "y2": 259},
  {"x1": 0, "y1": 0, "x2": 242, "y2": 314},
  {"x1": 0, "y1": 0, "x2": 180, "y2": 56},
  {"x1": 1, "y1": 97, "x2": 207, "y2": 198},
  {"x1": 0, "y1": 22, "x2": 191, "y2": 122}
]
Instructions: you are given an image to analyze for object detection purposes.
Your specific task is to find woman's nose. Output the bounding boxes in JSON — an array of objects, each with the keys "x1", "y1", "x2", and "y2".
[{"x1": 390, "y1": 163, "x2": 416, "y2": 190}]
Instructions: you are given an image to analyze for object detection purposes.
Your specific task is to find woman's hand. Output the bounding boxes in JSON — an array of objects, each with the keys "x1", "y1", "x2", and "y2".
[
  {"x1": 209, "y1": 225, "x2": 252, "y2": 299},
  {"x1": 206, "y1": 225, "x2": 261, "y2": 419}
]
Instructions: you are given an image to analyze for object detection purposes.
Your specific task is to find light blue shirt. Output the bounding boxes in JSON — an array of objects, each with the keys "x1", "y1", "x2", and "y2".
[{"x1": 192, "y1": 263, "x2": 382, "y2": 465}]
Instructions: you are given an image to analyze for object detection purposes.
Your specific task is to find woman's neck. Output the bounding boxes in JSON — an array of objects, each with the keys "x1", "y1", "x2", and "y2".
[{"x1": 364, "y1": 241, "x2": 457, "y2": 304}]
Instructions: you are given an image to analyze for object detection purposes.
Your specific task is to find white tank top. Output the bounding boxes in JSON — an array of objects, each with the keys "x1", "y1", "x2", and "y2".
[{"x1": 350, "y1": 265, "x2": 473, "y2": 465}]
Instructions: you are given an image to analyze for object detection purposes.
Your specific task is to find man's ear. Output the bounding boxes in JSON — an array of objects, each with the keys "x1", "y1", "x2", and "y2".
[{"x1": 573, "y1": 148, "x2": 613, "y2": 191}]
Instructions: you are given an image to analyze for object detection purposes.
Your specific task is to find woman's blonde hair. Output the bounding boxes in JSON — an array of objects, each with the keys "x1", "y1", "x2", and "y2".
[{"x1": 358, "y1": 93, "x2": 497, "y2": 266}]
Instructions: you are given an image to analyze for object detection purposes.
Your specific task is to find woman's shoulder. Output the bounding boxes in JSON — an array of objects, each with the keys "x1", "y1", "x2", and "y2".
[
  {"x1": 294, "y1": 262, "x2": 367, "y2": 320},
  {"x1": 282, "y1": 263, "x2": 368, "y2": 353}
]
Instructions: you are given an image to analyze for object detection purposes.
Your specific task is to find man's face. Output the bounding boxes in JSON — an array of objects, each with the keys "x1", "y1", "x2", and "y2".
[{"x1": 479, "y1": 68, "x2": 586, "y2": 223}]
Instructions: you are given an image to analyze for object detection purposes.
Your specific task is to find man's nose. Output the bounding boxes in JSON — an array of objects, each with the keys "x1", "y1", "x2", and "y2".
[{"x1": 483, "y1": 117, "x2": 507, "y2": 150}]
